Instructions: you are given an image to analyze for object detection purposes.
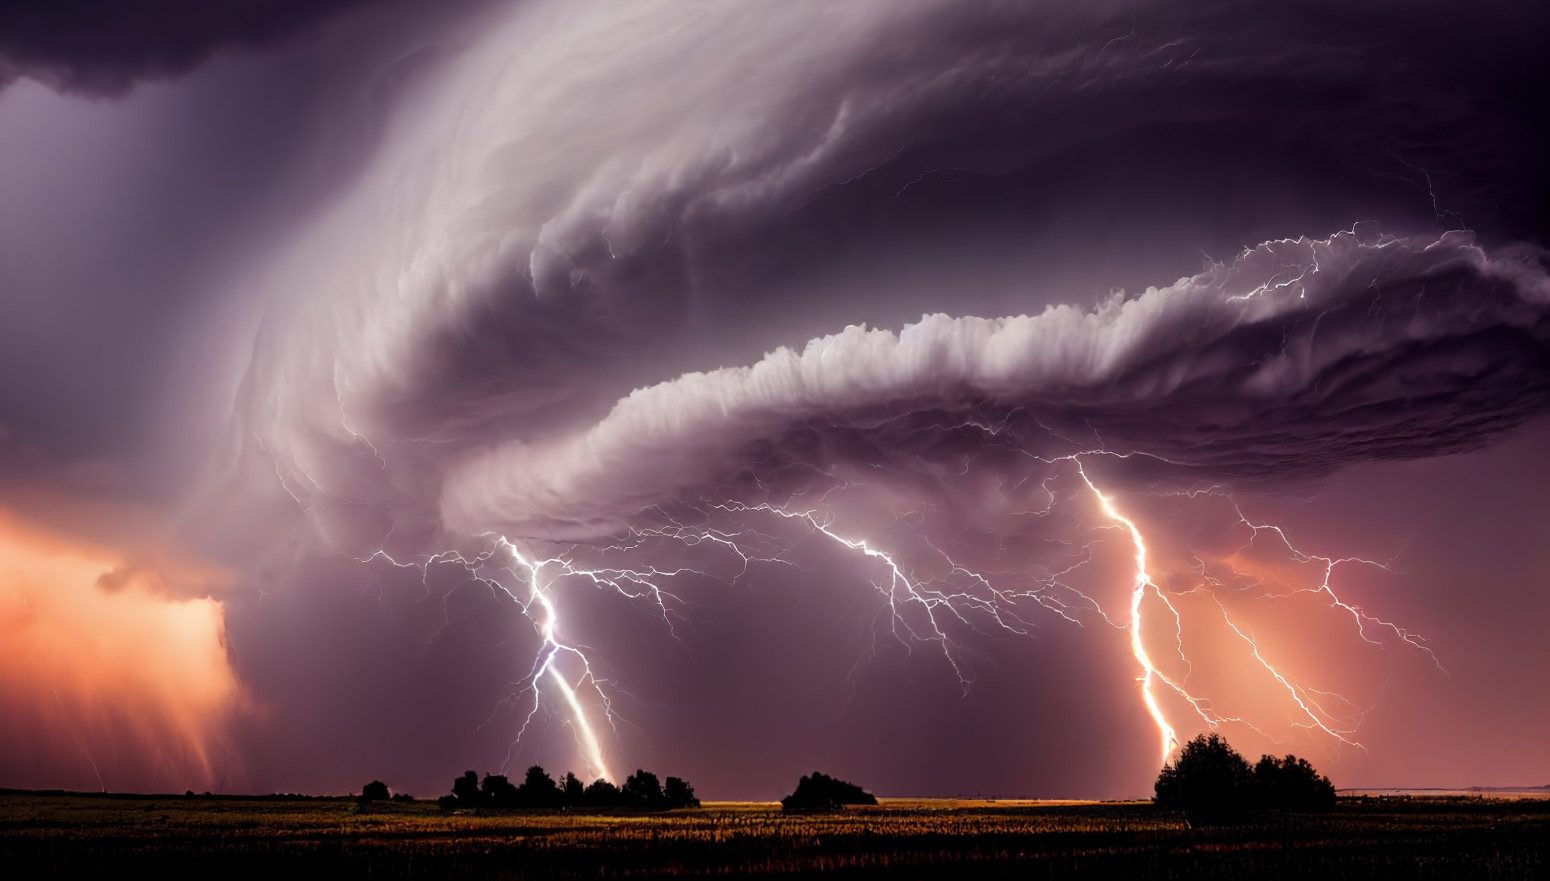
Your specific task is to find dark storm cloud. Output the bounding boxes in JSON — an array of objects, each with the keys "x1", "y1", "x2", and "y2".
[
  {"x1": 0, "y1": 0, "x2": 391, "y2": 95},
  {"x1": 445, "y1": 230, "x2": 1550, "y2": 539},
  {"x1": 232, "y1": 0, "x2": 1550, "y2": 552},
  {"x1": 0, "y1": 0, "x2": 495, "y2": 509}
]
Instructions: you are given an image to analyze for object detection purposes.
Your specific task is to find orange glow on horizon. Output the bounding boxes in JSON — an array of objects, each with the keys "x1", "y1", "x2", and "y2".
[{"x1": 0, "y1": 507, "x2": 247, "y2": 792}]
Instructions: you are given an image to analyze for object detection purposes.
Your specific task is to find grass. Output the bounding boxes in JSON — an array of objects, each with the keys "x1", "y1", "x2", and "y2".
[{"x1": 1, "y1": 791, "x2": 1545, "y2": 878}]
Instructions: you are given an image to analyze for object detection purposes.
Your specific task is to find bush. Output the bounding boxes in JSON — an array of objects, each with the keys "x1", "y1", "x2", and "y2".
[
  {"x1": 1252, "y1": 754, "x2": 1336, "y2": 809},
  {"x1": 781, "y1": 772, "x2": 877, "y2": 813},
  {"x1": 358, "y1": 780, "x2": 390, "y2": 804}
]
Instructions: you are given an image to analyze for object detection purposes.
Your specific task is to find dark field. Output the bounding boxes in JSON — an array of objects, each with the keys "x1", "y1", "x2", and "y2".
[{"x1": 2, "y1": 791, "x2": 1545, "y2": 879}]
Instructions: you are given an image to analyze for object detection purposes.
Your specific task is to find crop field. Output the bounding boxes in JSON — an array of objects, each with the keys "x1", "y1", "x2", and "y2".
[{"x1": 1, "y1": 791, "x2": 1545, "y2": 878}]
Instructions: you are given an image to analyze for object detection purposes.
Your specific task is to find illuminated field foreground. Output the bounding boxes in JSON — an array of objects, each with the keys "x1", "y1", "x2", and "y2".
[{"x1": 0, "y1": 509, "x2": 244, "y2": 791}]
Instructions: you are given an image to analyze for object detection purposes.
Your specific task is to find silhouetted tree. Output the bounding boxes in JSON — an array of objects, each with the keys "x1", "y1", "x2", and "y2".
[
  {"x1": 623, "y1": 769, "x2": 665, "y2": 808},
  {"x1": 358, "y1": 780, "x2": 390, "y2": 804},
  {"x1": 1251, "y1": 754, "x2": 1336, "y2": 809},
  {"x1": 582, "y1": 778, "x2": 620, "y2": 806},
  {"x1": 439, "y1": 766, "x2": 699, "y2": 811},
  {"x1": 663, "y1": 776, "x2": 700, "y2": 809},
  {"x1": 1154, "y1": 733, "x2": 1253, "y2": 813},
  {"x1": 451, "y1": 770, "x2": 483, "y2": 807},
  {"x1": 562, "y1": 772, "x2": 585, "y2": 803},
  {"x1": 481, "y1": 773, "x2": 518, "y2": 806},
  {"x1": 516, "y1": 765, "x2": 563, "y2": 807},
  {"x1": 781, "y1": 772, "x2": 877, "y2": 813},
  {"x1": 1155, "y1": 734, "x2": 1336, "y2": 815}
]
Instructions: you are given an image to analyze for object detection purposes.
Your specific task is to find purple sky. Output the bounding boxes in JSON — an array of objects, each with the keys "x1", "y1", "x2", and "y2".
[{"x1": 0, "y1": 0, "x2": 1546, "y2": 800}]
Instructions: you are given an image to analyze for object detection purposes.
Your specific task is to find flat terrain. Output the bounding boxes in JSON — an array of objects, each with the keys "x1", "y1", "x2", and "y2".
[{"x1": 1, "y1": 791, "x2": 1545, "y2": 878}]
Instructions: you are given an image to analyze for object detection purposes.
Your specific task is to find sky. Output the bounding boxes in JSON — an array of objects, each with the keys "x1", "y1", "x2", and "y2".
[{"x1": 0, "y1": 0, "x2": 1546, "y2": 801}]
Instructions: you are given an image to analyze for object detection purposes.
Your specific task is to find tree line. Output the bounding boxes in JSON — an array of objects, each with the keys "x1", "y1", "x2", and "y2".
[
  {"x1": 358, "y1": 735, "x2": 1326, "y2": 815},
  {"x1": 1154, "y1": 732, "x2": 1336, "y2": 813},
  {"x1": 436, "y1": 765, "x2": 699, "y2": 810}
]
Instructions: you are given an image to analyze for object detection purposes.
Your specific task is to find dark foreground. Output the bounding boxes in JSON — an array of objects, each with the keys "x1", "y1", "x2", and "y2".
[{"x1": 1, "y1": 791, "x2": 1545, "y2": 879}]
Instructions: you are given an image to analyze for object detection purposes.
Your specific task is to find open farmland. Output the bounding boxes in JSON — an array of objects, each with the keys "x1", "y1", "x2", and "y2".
[{"x1": 1, "y1": 792, "x2": 1545, "y2": 878}]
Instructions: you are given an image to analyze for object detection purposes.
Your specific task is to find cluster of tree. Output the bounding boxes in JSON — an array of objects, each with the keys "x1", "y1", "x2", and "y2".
[
  {"x1": 781, "y1": 772, "x2": 878, "y2": 813},
  {"x1": 437, "y1": 766, "x2": 698, "y2": 811},
  {"x1": 1153, "y1": 733, "x2": 1336, "y2": 813}
]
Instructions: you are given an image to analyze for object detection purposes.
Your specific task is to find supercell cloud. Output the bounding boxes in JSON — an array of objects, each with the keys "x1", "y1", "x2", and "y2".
[
  {"x1": 443, "y1": 231, "x2": 1549, "y2": 539},
  {"x1": 240, "y1": 0, "x2": 1550, "y2": 550},
  {"x1": 2, "y1": 0, "x2": 1547, "y2": 797}
]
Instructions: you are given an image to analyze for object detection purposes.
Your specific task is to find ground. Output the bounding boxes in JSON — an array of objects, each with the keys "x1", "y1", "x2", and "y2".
[{"x1": 1, "y1": 791, "x2": 1545, "y2": 878}]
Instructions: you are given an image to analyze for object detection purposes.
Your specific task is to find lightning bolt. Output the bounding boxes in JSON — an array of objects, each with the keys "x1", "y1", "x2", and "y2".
[
  {"x1": 499, "y1": 541, "x2": 616, "y2": 784},
  {"x1": 354, "y1": 535, "x2": 692, "y2": 785},
  {"x1": 283, "y1": 423, "x2": 1434, "y2": 780},
  {"x1": 1065, "y1": 453, "x2": 1442, "y2": 763},
  {"x1": 1072, "y1": 460, "x2": 1184, "y2": 765}
]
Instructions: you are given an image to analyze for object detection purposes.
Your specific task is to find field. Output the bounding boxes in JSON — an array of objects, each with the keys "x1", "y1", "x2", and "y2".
[{"x1": 1, "y1": 791, "x2": 1545, "y2": 878}]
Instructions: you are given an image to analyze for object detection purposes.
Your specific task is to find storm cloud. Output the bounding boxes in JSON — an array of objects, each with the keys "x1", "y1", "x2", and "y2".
[
  {"x1": 0, "y1": 0, "x2": 436, "y2": 95},
  {"x1": 444, "y1": 231, "x2": 1549, "y2": 540},
  {"x1": 233, "y1": 0, "x2": 1550, "y2": 550}
]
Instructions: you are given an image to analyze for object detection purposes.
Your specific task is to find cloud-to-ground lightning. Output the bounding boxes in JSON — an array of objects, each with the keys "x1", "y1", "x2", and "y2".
[
  {"x1": 337, "y1": 433, "x2": 1440, "y2": 779},
  {"x1": 498, "y1": 540, "x2": 617, "y2": 784},
  {"x1": 1072, "y1": 459, "x2": 1184, "y2": 765},
  {"x1": 353, "y1": 536, "x2": 677, "y2": 784}
]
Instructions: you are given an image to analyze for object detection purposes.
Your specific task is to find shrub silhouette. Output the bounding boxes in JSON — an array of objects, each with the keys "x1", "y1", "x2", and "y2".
[
  {"x1": 438, "y1": 766, "x2": 699, "y2": 810},
  {"x1": 781, "y1": 772, "x2": 877, "y2": 813},
  {"x1": 622, "y1": 769, "x2": 665, "y2": 808},
  {"x1": 1154, "y1": 733, "x2": 1252, "y2": 812},
  {"x1": 1154, "y1": 733, "x2": 1336, "y2": 813},
  {"x1": 581, "y1": 778, "x2": 620, "y2": 806},
  {"x1": 516, "y1": 765, "x2": 563, "y2": 807},
  {"x1": 358, "y1": 780, "x2": 390, "y2": 804},
  {"x1": 663, "y1": 776, "x2": 700, "y2": 809},
  {"x1": 451, "y1": 770, "x2": 482, "y2": 807},
  {"x1": 1252, "y1": 754, "x2": 1336, "y2": 809},
  {"x1": 482, "y1": 773, "x2": 520, "y2": 806}
]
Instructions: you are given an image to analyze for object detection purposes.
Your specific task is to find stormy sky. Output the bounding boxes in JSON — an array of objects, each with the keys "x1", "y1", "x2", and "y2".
[{"x1": 1, "y1": 0, "x2": 1546, "y2": 800}]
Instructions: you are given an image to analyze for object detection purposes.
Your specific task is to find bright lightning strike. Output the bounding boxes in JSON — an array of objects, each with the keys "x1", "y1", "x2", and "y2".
[
  {"x1": 1072, "y1": 460, "x2": 1183, "y2": 765},
  {"x1": 499, "y1": 540, "x2": 616, "y2": 785},
  {"x1": 351, "y1": 536, "x2": 689, "y2": 785},
  {"x1": 331, "y1": 442, "x2": 1434, "y2": 779}
]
